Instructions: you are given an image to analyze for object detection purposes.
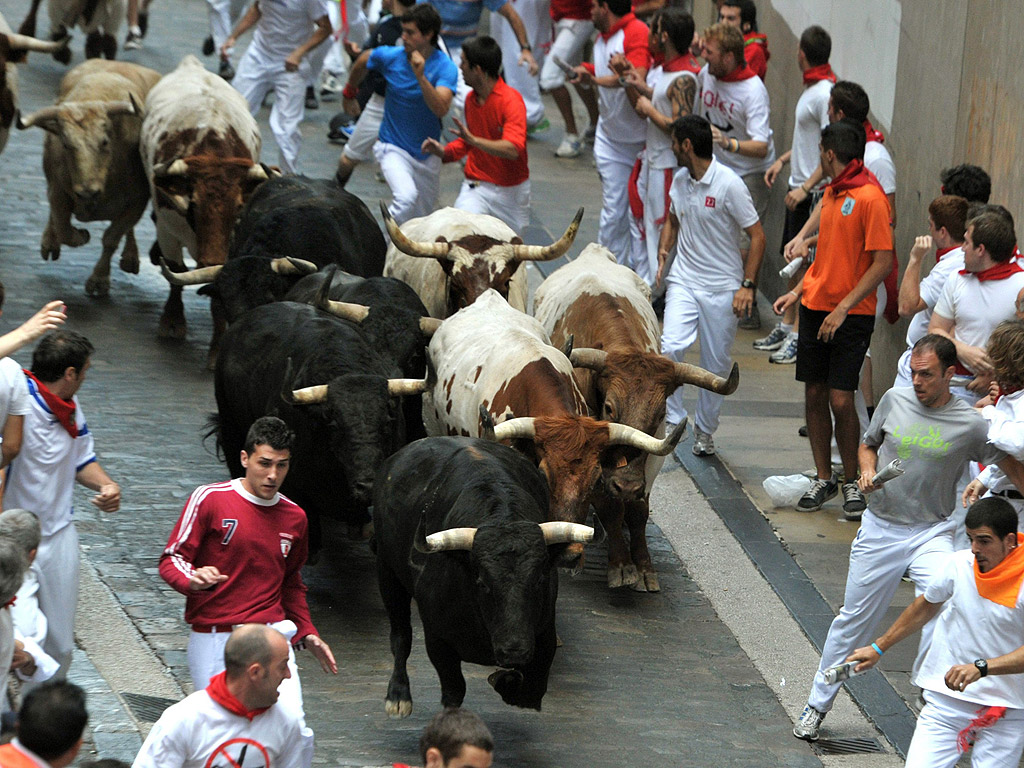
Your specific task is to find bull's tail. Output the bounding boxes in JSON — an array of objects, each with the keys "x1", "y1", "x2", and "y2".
[{"x1": 202, "y1": 412, "x2": 225, "y2": 461}]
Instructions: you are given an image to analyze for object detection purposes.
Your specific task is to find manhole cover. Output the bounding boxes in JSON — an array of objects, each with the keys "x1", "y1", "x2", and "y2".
[
  {"x1": 121, "y1": 692, "x2": 178, "y2": 722},
  {"x1": 812, "y1": 737, "x2": 885, "y2": 755}
]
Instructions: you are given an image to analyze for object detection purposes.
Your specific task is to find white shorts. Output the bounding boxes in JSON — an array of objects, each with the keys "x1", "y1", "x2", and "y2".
[
  {"x1": 540, "y1": 18, "x2": 594, "y2": 91},
  {"x1": 342, "y1": 93, "x2": 385, "y2": 163},
  {"x1": 454, "y1": 178, "x2": 530, "y2": 232}
]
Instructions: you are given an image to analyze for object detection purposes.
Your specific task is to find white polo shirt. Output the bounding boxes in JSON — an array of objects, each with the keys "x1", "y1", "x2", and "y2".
[
  {"x1": 905, "y1": 246, "x2": 965, "y2": 347},
  {"x1": 667, "y1": 157, "x2": 759, "y2": 291},
  {"x1": 696, "y1": 65, "x2": 776, "y2": 177},
  {"x1": 864, "y1": 140, "x2": 896, "y2": 195},
  {"x1": 3, "y1": 377, "x2": 95, "y2": 538},
  {"x1": 917, "y1": 548, "x2": 1024, "y2": 709},
  {"x1": 787, "y1": 78, "x2": 832, "y2": 189},
  {"x1": 932, "y1": 268, "x2": 1024, "y2": 369}
]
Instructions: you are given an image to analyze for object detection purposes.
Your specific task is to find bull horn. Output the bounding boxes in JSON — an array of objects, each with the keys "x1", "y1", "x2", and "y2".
[
  {"x1": 290, "y1": 384, "x2": 330, "y2": 404},
  {"x1": 607, "y1": 419, "x2": 687, "y2": 456},
  {"x1": 269, "y1": 257, "x2": 318, "y2": 276},
  {"x1": 247, "y1": 163, "x2": 269, "y2": 181},
  {"x1": 424, "y1": 527, "x2": 477, "y2": 552},
  {"x1": 3, "y1": 32, "x2": 70, "y2": 53},
  {"x1": 490, "y1": 417, "x2": 537, "y2": 441},
  {"x1": 569, "y1": 348, "x2": 607, "y2": 372},
  {"x1": 153, "y1": 158, "x2": 189, "y2": 177},
  {"x1": 104, "y1": 99, "x2": 137, "y2": 117},
  {"x1": 510, "y1": 207, "x2": 584, "y2": 262},
  {"x1": 159, "y1": 257, "x2": 222, "y2": 286},
  {"x1": 673, "y1": 361, "x2": 739, "y2": 395},
  {"x1": 560, "y1": 334, "x2": 574, "y2": 359},
  {"x1": 379, "y1": 201, "x2": 451, "y2": 259},
  {"x1": 387, "y1": 378, "x2": 429, "y2": 397},
  {"x1": 479, "y1": 404, "x2": 495, "y2": 440},
  {"x1": 16, "y1": 106, "x2": 62, "y2": 129},
  {"x1": 128, "y1": 91, "x2": 145, "y2": 119},
  {"x1": 419, "y1": 317, "x2": 442, "y2": 336},
  {"x1": 322, "y1": 300, "x2": 370, "y2": 322},
  {"x1": 539, "y1": 521, "x2": 595, "y2": 545}
]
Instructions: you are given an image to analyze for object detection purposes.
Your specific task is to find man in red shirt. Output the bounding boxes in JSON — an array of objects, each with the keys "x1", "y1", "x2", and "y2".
[
  {"x1": 422, "y1": 35, "x2": 530, "y2": 232},
  {"x1": 718, "y1": 0, "x2": 769, "y2": 80},
  {"x1": 160, "y1": 416, "x2": 336, "y2": 768}
]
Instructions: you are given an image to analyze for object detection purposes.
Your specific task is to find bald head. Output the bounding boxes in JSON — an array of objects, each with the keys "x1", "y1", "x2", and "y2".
[{"x1": 224, "y1": 624, "x2": 285, "y2": 679}]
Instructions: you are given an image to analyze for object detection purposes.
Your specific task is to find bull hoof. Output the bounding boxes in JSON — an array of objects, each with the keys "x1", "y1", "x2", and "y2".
[
  {"x1": 40, "y1": 244, "x2": 60, "y2": 261},
  {"x1": 101, "y1": 33, "x2": 117, "y2": 60},
  {"x1": 607, "y1": 563, "x2": 641, "y2": 589},
  {"x1": 158, "y1": 316, "x2": 187, "y2": 340},
  {"x1": 84, "y1": 275, "x2": 110, "y2": 297},
  {"x1": 120, "y1": 250, "x2": 140, "y2": 275},
  {"x1": 488, "y1": 668, "x2": 524, "y2": 705},
  {"x1": 630, "y1": 570, "x2": 661, "y2": 593},
  {"x1": 385, "y1": 699, "x2": 412, "y2": 719},
  {"x1": 84, "y1": 32, "x2": 103, "y2": 59},
  {"x1": 67, "y1": 228, "x2": 90, "y2": 247}
]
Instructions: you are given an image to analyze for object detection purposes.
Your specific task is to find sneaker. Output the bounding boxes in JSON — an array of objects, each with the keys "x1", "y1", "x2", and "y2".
[
  {"x1": 320, "y1": 72, "x2": 343, "y2": 99},
  {"x1": 555, "y1": 134, "x2": 583, "y2": 158},
  {"x1": 769, "y1": 332, "x2": 799, "y2": 364},
  {"x1": 124, "y1": 26, "x2": 143, "y2": 50},
  {"x1": 305, "y1": 86, "x2": 319, "y2": 110},
  {"x1": 583, "y1": 124, "x2": 596, "y2": 142},
  {"x1": 753, "y1": 323, "x2": 788, "y2": 351},
  {"x1": 793, "y1": 704, "x2": 825, "y2": 741},
  {"x1": 842, "y1": 482, "x2": 866, "y2": 520},
  {"x1": 218, "y1": 59, "x2": 235, "y2": 81},
  {"x1": 527, "y1": 117, "x2": 550, "y2": 136},
  {"x1": 692, "y1": 426, "x2": 715, "y2": 456},
  {"x1": 738, "y1": 308, "x2": 762, "y2": 330},
  {"x1": 202, "y1": 35, "x2": 214, "y2": 56},
  {"x1": 328, "y1": 122, "x2": 355, "y2": 145},
  {"x1": 797, "y1": 473, "x2": 838, "y2": 511}
]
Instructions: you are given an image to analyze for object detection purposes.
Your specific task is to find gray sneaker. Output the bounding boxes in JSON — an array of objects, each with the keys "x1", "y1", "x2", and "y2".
[
  {"x1": 842, "y1": 482, "x2": 866, "y2": 520},
  {"x1": 692, "y1": 426, "x2": 715, "y2": 456},
  {"x1": 753, "y1": 323, "x2": 788, "y2": 351},
  {"x1": 793, "y1": 704, "x2": 825, "y2": 741},
  {"x1": 769, "y1": 332, "x2": 799, "y2": 364},
  {"x1": 797, "y1": 473, "x2": 838, "y2": 511}
]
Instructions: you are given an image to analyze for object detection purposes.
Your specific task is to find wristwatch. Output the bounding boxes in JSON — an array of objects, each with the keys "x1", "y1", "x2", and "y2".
[
  {"x1": 741, "y1": 279, "x2": 756, "y2": 290},
  {"x1": 974, "y1": 659, "x2": 988, "y2": 677},
  {"x1": 520, "y1": 43, "x2": 532, "y2": 51}
]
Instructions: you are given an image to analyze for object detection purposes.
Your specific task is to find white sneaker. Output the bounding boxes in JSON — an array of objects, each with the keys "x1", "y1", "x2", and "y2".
[
  {"x1": 124, "y1": 25, "x2": 143, "y2": 50},
  {"x1": 555, "y1": 134, "x2": 583, "y2": 158},
  {"x1": 793, "y1": 704, "x2": 825, "y2": 741},
  {"x1": 692, "y1": 426, "x2": 715, "y2": 456}
]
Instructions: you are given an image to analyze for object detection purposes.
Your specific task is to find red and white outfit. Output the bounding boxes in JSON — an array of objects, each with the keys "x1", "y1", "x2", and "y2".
[
  {"x1": 586, "y1": 13, "x2": 649, "y2": 265},
  {"x1": 629, "y1": 54, "x2": 700, "y2": 288},
  {"x1": 661, "y1": 158, "x2": 758, "y2": 434},
  {"x1": 443, "y1": 77, "x2": 531, "y2": 231},
  {"x1": 696, "y1": 61, "x2": 775, "y2": 221},
  {"x1": 497, "y1": 0, "x2": 551, "y2": 127},
  {"x1": 160, "y1": 478, "x2": 317, "y2": 768},
  {"x1": 132, "y1": 671, "x2": 304, "y2": 768},
  {"x1": 787, "y1": 68, "x2": 833, "y2": 193},
  {"x1": 893, "y1": 245, "x2": 965, "y2": 387},
  {"x1": 538, "y1": 0, "x2": 592, "y2": 92},
  {"x1": 904, "y1": 544, "x2": 1024, "y2": 768},
  {"x1": 4, "y1": 376, "x2": 96, "y2": 678},
  {"x1": 977, "y1": 390, "x2": 1024, "y2": 526}
]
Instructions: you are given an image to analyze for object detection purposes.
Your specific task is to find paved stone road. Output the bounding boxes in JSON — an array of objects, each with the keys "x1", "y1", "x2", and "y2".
[{"x1": 1, "y1": 1, "x2": 820, "y2": 765}]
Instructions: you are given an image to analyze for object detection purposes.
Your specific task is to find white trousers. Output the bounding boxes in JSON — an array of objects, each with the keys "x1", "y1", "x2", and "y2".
[
  {"x1": 455, "y1": 178, "x2": 530, "y2": 232},
  {"x1": 206, "y1": 0, "x2": 247, "y2": 59},
  {"x1": 188, "y1": 619, "x2": 314, "y2": 768},
  {"x1": 807, "y1": 511, "x2": 954, "y2": 713},
  {"x1": 539, "y1": 17, "x2": 594, "y2": 91},
  {"x1": 595, "y1": 130, "x2": 645, "y2": 266},
  {"x1": 661, "y1": 282, "x2": 737, "y2": 433},
  {"x1": 374, "y1": 141, "x2": 441, "y2": 224},
  {"x1": 342, "y1": 93, "x2": 385, "y2": 163},
  {"x1": 441, "y1": 38, "x2": 472, "y2": 117},
  {"x1": 630, "y1": 155, "x2": 675, "y2": 289},
  {"x1": 497, "y1": 0, "x2": 551, "y2": 126},
  {"x1": 35, "y1": 523, "x2": 78, "y2": 678},
  {"x1": 905, "y1": 690, "x2": 1024, "y2": 768},
  {"x1": 233, "y1": 52, "x2": 308, "y2": 174}
]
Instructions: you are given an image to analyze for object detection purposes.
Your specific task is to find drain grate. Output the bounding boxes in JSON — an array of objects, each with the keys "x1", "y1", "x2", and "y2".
[
  {"x1": 812, "y1": 737, "x2": 885, "y2": 755},
  {"x1": 121, "y1": 692, "x2": 178, "y2": 722}
]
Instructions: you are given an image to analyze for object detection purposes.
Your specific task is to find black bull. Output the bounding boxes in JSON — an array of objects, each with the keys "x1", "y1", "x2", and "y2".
[{"x1": 373, "y1": 437, "x2": 594, "y2": 716}]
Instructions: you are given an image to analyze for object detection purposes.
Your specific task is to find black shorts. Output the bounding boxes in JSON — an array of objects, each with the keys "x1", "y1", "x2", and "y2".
[
  {"x1": 780, "y1": 194, "x2": 813, "y2": 256},
  {"x1": 795, "y1": 305, "x2": 875, "y2": 390}
]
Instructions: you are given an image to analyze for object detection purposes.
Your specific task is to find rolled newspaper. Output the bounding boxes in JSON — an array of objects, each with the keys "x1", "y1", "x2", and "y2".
[
  {"x1": 823, "y1": 660, "x2": 865, "y2": 685},
  {"x1": 871, "y1": 458, "x2": 905, "y2": 486},
  {"x1": 779, "y1": 255, "x2": 805, "y2": 278}
]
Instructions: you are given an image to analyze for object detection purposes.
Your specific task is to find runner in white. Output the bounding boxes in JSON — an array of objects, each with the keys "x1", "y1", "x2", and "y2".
[{"x1": 496, "y1": 0, "x2": 551, "y2": 130}]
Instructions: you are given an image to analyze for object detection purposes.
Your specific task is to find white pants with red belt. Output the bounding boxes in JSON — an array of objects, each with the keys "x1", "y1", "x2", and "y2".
[
  {"x1": 905, "y1": 690, "x2": 1024, "y2": 768},
  {"x1": 188, "y1": 619, "x2": 313, "y2": 768}
]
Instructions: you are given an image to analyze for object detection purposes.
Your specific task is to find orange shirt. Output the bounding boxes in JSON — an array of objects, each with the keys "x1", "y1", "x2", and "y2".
[
  {"x1": 442, "y1": 78, "x2": 528, "y2": 187},
  {"x1": 802, "y1": 182, "x2": 893, "y2": 316},
  {"x1": 0, "y1": 743, "x2": 46, "y2": 768}
]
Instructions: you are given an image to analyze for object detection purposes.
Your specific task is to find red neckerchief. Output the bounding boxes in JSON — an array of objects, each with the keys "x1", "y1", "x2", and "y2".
[
  {"x1": 206, "y1": 671, "x2": 271, "y2": 721},
  {"x1": 958, "y1": 706, "x2": 1008, "y2": 753},
  {"x1": 958, "y1": 261, "x2": 1024, "y2": 281},
  {"x1": 864, "y1": 119, "x2": 884, "y2": 143},
  {"x1": 995, "y1": 385, "x2": 1022, "y2": 404},
  {"x1": 663, "y1": 52, "x2": 700, "y2": 74},
  {"x1": 935, "y1": 244, "x2": 959, "y2": 264},
  {"x1": 599, "y1": 12, "x2": 637, "y2": 41},
  {"x1": 23, "y1": 370, "x2": 77, "y2": 438},
  {"x1": 3, "y1": 596, "x2": 15, "y2": 609},
  {"x1": 650, "y1": 50, "x2": 664, "y2": 67},
  {"x1": 720, "y1": 61, "x2": 756, "y2": 82},
  {"x1": 802, "y1": 63, "x2": 836, "y2": 85},
  {"x1": 826, "y1": 160, "x2": 900, "y2": 323}
]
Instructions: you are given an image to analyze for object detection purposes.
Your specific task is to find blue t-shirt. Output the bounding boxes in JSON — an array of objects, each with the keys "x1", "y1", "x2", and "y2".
[
  {"x1": 369, "y1": 45, "x2": 459, "y2": 160},
  {"x1": 418, "y1": 0, "x2": 507, "y2": 42}
]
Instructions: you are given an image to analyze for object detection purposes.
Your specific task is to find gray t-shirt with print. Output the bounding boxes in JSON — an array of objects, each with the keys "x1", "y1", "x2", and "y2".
[{"x1": 863, "y1": 386, "x2": 1005, "y2": 525}]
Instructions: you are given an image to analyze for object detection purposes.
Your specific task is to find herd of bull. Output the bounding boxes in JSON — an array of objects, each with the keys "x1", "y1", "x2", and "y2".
[{"x1": 0, "y1": 32, "x2": 743, "y2": 714}]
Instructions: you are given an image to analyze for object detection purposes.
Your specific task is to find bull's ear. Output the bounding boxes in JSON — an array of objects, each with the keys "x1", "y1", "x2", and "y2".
[{"x1": 412, "y1": 516, "x2": 431, "y2": 554}]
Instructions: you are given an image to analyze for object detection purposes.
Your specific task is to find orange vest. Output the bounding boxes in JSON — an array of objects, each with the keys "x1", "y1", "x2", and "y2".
[{"x1": 0, "y1": 744, "x2": 44, "y2": 768}]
